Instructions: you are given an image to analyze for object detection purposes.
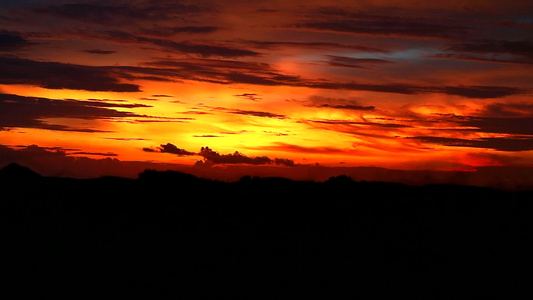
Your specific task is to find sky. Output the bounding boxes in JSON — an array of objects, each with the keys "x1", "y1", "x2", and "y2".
[{"x1": 1, "y1": 0, "x2": 532, "y2": 183}]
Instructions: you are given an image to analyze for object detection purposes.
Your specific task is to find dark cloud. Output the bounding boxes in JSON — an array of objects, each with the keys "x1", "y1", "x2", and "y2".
[
  {"x1": 234, "y1": 93, "x2": 261, "y2": 101},
  {"x1": 71, "y1": 151, "x2": 118, "y2": 157},
  {"x1": 447, "y1": 40, "x2": 533, "y2": 60},
  {"x1": 9, "y1": 145, "x2": 78, "y2": 152},
  {"x1": 273, "y1": 158, "x2": 295, "y2": 167},
  {"x1": 138, "y1": 36, "x2": 259, "y2": 58},
  {"x1": 141, "y1": 143, "x2": 295, "y2": 166},
  {"x1": 152, "y1": 94, "x2": 173, "y2": 97},
  {"x1": 293, "y1": 10, "x2": 468, "y2": 39},
  {"x1": 199, "y1": 146, "x2": 294, "y2": 166},
  {"x1": 193, "y1": 135, "x2": 222, "y2": 138},
  {"x1": 221, "y1": 71, "x2": 294, "y2": 86},
  {"x1": 144, "y1": 59, "x2": 527, "y2": 98},
  {"x1": 432, "y1": 40, "x2": 533, "y2": 64},
  {"x1": 256, "y1": 8, "x2": 278, "y2": 13},
  {"x1": 309, "y1": 82, "x2": 527, "y2": 98},
  {"x1": 79, "y1": 30, "x2": 259, "y2": 57},
  {"x1": 142, "y1": 143, "x2": 195, "y2": 155},
  {"x1": 0, "y1": 30, "x2": 33, "y2": 51},
  {"x1": 435, "y1": 113, "x2": 533, "y2": 135},
  {"x1": 461, "y1": 117, "x2": 533, "y2": 135},
  {"x1": 240, "y1": 40, "x2": 391, "y2": 53},
  {"x1": 64, "y1": 99, "x2": 150, "y2": 109},
  {"x1": 0, "y1": 56, "x2": 140, "y2": 92},
  {"x1": 227, "y1": 108, "x2": 286, "y2": 119},
  {"x1": 411, "y1": 136, "x2": 533, "y2": 151},
  {"x1": 309, "y1": 82, "x2": 421, "y2": 94},
  {"x1": 33, "y1": 1, "x2": 213, "y2": 24},
  {"x1": 311, "y1": 104, "x2": 375, "y2": 111},
  {"x1": 115, "y1": 115, "x2": 193, "y2": 124},
  {"x1": 159, "y1": 143, "x2": 196, "y2": 156},
  {"x1": 141, "y1": 26, "x2": 219, "y2": 36},
  {"x1": 145, "y1": 58, "x2": 271, "y2": 73},
  {"x1": 0, "y1": 93, "x2": 150, "y2": 132},
  {"x1": 147, "y1": 58, "x2": 287, "y2": 86},
  {"x1": 438, "y1": 85, "x2": 527, "y2": 99},
  {"x1": 82, "y1": 49, "x2": 117, "y2": 55},
  {"x1": 258, "y1": 142, "x2": 358, "y2": 155},
  {"x1": 312, "y1": 119, "x2": 410, "y2": 128},
  {"x1": 197, "y1": 104, "x2": 286, "y2": 119},
  {"x1": 306, "y1": 95, "x2": 375, "y2": 111},
  {"x1": 480, "y1": 103, "x2": 533, "y2": 117},
  {"x1": 428, "y1": 53, "x2": 533, "y2": 65},
  {"x1": 87, "y1": 98, "x2": 128, "y2": 102},
  {"x1": 2, "y1": 54, "x2": 525, "y2": 99},
  {"x1": 0, "y1": 144, "x2": 120, "y2": 159},
  {"x1": 325, "y1": 55, "x2": 393, "y2": 69},
  {"x1": 0, "y1": 144, "x2": 66, "y2": 162}
]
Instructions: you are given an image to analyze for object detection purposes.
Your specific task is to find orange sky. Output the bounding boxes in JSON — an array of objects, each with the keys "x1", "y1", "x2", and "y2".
[{"x1": 1, "y1": 0, "x2": 532, "y2": 180}]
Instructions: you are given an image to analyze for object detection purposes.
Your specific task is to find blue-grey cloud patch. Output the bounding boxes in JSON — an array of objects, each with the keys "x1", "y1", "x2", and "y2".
[{"x1": 325, "y1": 55, "x2": 393, "y2": 69}]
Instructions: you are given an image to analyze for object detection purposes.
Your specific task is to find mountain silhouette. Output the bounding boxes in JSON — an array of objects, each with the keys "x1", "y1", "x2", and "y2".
[
  {"x1": 1, "y1": 163, "x2": 531, "y2": 297},
  {"x1": 0, "y1": 162, "x2": 42, "y2": 180}
]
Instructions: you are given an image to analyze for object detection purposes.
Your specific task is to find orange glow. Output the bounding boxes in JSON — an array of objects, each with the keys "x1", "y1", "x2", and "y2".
[{"x1": 0, "y1": 0, "x2": 532, "y2": 181}]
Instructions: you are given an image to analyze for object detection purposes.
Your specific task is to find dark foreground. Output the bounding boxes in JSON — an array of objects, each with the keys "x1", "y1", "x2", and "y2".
[{"x1": 1, "y1": 163, "x2": 533, "y2": 297}]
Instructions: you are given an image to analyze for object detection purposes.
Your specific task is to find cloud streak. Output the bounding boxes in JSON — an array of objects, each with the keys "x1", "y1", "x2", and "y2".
[
  {"x1": 292, "y1": 10, "x2": 468, "y2": 39},
  {"x1": 0, "y1": 56, "x2": 141, "y2": 92},
  {"x1": 82, "y1": 49, "x2": 117, "y2": 55},
  {"x1": 447, "y1": 40, "x2": 533, "y2": 60},
  {"x1": 141, "y1": 26, "x2": 219, "y2": 36},
  {"x1": 234, "y1": 93, "x2": 261, "y2": 101},
  {"x1": 33, "y1": 1, "x2": 213, "y2": 24},
  {"x1": 411, "y1": 136, "x2": 533, "y2": 152},
  {"x1": 76, "y1": 29, "x2": 260, "y2": 57},
  {"x1": 144, "y1": 59, "x2": 527, "y2": 98},
  {"x1": 325, "y1": 55, "x2": 394, "y2": 69},
  {"x1": 0, "y1": 93, "x2": 155, "y2": 132}
]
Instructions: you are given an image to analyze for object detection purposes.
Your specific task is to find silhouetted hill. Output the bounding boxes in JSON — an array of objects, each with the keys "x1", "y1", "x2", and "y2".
[
  {"x1": 1, "y1": 164, "x2": 532, "y2": 297},
  {"x1": 0, "y1": 162, "x2": 42, "y2": 180}
]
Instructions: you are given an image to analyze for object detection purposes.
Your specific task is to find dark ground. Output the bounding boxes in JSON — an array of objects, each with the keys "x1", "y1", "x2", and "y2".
[{"x1": 1, "y1": 163, "x2": 532, "y2": 298}]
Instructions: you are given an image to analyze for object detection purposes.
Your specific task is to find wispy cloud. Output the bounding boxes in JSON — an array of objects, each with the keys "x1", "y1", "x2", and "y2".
[
  {"x1": 82, "y1": 49, "x2": 117, "y2": 55},
  {"x1": 410, "y1": 136, "x2": 533, "y2": 151},
  {"x1": 0, "y1": 56, "x2": 140, "y2": 92}
]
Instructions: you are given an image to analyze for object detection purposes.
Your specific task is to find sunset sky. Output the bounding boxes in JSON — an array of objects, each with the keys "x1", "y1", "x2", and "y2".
[{"x1": 1, "y1": 0, "x2": 532, "y2": 180}]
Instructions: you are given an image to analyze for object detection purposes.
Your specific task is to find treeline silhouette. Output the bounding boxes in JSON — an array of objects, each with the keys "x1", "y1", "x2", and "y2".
[{"x1": 1, "y1": 163, "x2": 532, "y2": 297}]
